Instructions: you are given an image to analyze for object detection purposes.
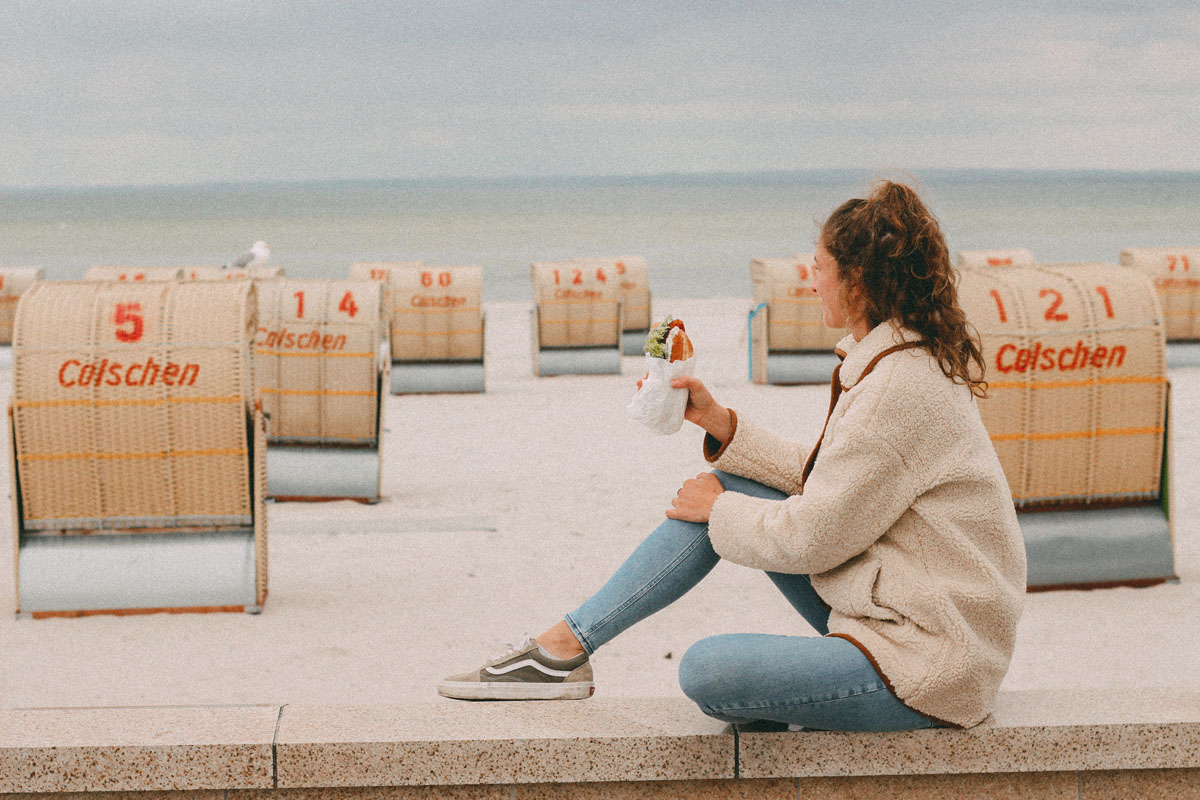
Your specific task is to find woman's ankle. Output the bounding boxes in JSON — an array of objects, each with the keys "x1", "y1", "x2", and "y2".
[{"x1": 536, "y1": 620, "x2": 586, "y2": 659}]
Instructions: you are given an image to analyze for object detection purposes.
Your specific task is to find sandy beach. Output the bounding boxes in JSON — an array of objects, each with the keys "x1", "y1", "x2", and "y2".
[{"x1": 2, "y1": 296, "x2": 1198, "y2": 710}]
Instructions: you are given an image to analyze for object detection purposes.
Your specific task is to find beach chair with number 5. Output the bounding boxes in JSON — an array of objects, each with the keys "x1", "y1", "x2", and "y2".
[{"x1": 10, "y1": 280, "x2": 267, "y2": 616}]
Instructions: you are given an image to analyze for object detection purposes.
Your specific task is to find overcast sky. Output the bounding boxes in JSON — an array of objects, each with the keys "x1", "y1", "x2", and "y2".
[{"x1": 2, "y1": 1, "x2": 1197, "y2": 188}]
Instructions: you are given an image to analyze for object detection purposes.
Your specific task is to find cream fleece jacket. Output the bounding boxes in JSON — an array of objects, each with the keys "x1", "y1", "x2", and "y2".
[{"x1": 706, "y1": 321, "x2": 1026, "y2": 728}]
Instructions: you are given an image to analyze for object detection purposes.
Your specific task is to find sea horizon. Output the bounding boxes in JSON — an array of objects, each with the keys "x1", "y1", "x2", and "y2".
[
  {"x1": 5, "y1": 166, "x2": 1200, "y2": 195},
  {"x1": 2, "y1": 168, "x2": 1197, "y2": 301}
]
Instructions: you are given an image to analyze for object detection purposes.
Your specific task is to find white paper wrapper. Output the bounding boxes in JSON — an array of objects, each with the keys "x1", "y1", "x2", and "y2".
[{"x1": 627, "y1": 353, "x2": 695, "y2": 435}]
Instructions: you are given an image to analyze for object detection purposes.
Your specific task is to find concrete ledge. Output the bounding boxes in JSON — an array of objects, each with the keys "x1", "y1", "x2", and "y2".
[
  {"x1": 739, "y1": 688, "x2": 1200, "y2": 778},
  {"x1": 3, "y1": 690, "x2": 1199, "y2": 796},
  {"x1": 275, "y1": 699, "x2": 732, "y2": 788},
  {"x1": 0, "y1": 706, "x2": 278, "y2": 793}
]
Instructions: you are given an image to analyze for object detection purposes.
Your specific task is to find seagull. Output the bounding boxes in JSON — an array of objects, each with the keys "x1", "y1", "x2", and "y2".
[{"x1": 225, "y1": 240, "x2": 270, "y2": 269}]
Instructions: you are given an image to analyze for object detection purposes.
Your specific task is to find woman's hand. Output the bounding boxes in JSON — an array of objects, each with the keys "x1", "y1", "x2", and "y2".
[
  {"x1": 666, "y1": 472, "x2": 724, "y2": 522},
  {"x1": 670, "y1": 376, "x2": 733, "y2": 442}
]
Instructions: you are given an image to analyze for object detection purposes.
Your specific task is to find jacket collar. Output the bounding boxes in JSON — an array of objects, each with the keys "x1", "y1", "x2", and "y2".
[{"x1": 834, "y1": 321, "x2": 923, "y2": 389}]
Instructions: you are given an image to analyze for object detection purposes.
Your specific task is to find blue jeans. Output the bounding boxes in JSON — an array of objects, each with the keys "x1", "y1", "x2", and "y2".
[{"x1": 564, "y1": 471, "x2": 940, "y2": 731}]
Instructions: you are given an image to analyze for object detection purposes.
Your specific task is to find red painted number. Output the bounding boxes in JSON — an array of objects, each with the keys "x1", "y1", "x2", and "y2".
[
  {"x1": 294, "y1": 291, "x2": 304, "y2": 318},
  {"x1": 552, "y1": 269, "x2": 560, "y2": 285},
  {"x1": 369, "y1": 268, "x2": 387, "y2": 280},
  {"x1": 615, "y1": 261, "x2": 627, "y2": 275},
  {"x1": 796, "y1": 263, "x2": 810, "y2": 281},
  {"x1": 1095, "y1": 285, "x2": 1114, "y2": 319},
  {"x1": 988, "y1": 289, "x2": 1008, "y2": 323},
  {"x1": 438, "y1": 271, "x2": 451, "y2": 287},
  {"x1": 1168, "y1": 255, "x2": 1191, "y2": 272},
  {"x1": 339, "y1": 291, "x2": 358, "y2": 317},
  {"x1": 1040, "y1": 288, "x2": 1068, "y2": 321},
  {"x1": 114, "y1": 302, "x2": 144, "y2": 342},
  {"x1": 595, "y1": 267, "x2": 607, "y2": 283},
  {"x1": 420, "y1": 271, "x2": 433, "y2": 287},
  {"x1": 572, "y1": 268, "x2": 582, "y2": 285}
]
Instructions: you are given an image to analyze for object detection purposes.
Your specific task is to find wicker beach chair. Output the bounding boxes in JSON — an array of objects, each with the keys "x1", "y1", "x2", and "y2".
[
  {"x1": 350, "y1": 262, "x2": 486, "y2": 394},
  {"x1": 959, "y1": 262, "x2": 1174, "y2": 590},
  {"x1": 10, "y1": 280, "x2": 267, "y2": 616},
  {"x1": 572, "y1": 257, "x2": 652, "y2": 355},
  {"x1": 747, "y1": 255, "x2": 843, "y2": 385},
  {"x1": 254, "y1": 278, "x2": 386, "y2": 502},
  {"x1": 530, "y1": 261, "x2": 622, "y2": 376}
]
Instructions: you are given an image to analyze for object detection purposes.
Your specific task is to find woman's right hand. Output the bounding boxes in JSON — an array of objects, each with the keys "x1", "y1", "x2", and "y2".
[{"x1": 671, "y1": 375, "x2": 733, "y2": 442}]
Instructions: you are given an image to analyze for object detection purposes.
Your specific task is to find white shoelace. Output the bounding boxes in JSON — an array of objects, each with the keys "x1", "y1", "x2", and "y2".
[{"x1": 486, "y1": 633, "x2": 535, "y2": 666}]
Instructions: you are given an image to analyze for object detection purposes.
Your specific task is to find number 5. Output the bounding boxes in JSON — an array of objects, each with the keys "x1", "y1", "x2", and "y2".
[{"x1": 115, "y1": 302, "x2": 144, "y2": 342}]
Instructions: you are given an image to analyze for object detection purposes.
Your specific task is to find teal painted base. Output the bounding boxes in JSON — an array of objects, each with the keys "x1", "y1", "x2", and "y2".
[
  {"x1": 766, "y1": 352, "x2": 841, "y2": 385},
  {"x1": 18, "y1": 530, "x2": 258, "y2": 614},
  {"x1": 267, "y1": 444, "x2": 380, "y2": 502},
  {"x1": 537, "y1": 347, "x2": 622, "y2": 376},
  {"x1": 1022, "y1": 505, "x2": 1175, "y2": 589},
  {"x1": 391, "y1": 361, "x2": 485, "y2": 394},
  {"x1": 1166, "y1": 342, "x2": 1200, "y2": 369}
]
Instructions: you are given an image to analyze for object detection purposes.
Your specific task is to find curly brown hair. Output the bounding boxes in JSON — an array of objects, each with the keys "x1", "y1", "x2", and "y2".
[{"x1": 821, "y1": 180, "x2": 987, "y2": 397}]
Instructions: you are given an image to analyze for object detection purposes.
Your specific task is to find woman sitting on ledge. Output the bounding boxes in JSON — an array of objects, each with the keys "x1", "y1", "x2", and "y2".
[{"x1": 440, "y1": 181, "x2": 1027, "y2": 731}]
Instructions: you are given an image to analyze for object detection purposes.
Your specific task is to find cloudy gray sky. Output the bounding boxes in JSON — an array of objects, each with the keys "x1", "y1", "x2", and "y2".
[{"x1": 2, "y1": 1, "x2": 1197, "y2": 188}]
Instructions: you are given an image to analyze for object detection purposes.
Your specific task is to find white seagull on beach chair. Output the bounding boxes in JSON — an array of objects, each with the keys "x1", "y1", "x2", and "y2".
[{"x1": 226, "y1": 240, "x2": 270, "y2": 269}]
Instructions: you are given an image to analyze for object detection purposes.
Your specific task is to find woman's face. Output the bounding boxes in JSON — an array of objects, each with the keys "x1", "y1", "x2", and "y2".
[{"x1": 813, "y1": 240, "x2": 850, "y2": 330}]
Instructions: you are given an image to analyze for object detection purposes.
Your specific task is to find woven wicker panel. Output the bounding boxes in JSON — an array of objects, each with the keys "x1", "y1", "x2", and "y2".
[
  {"x1": 531, "y1": 261, "x2": 620, "y2": 348},
  {"x1": 0, "y1": 267, "x2": 43, "y2": 346},
  {"x1": 254, "y1": 278, "x2": 383, "y2": 444},
  {"x1": 11, "y1": 281, "x2": 257, "y2": 530},
  {"x1": 85, "y1": 266, "x2": 184, "y2": 282},
  {"x1": 185, "y1": 265, "x2": 285, "y2": 281},
  {"x1": 959, "y1": 263, "x2": 1166, "y2": 508},
  {"x1": 573, "y1": 257, "x2": 651, "y2": 332},
  {"x1": 749, "y1": 256, "x2": 843, "y2": 351},
  {"x1": 1119, "y1": 247, "x2": 1200, "y2": 340},
  {"x1": 956, "y1": 249, "x2": 1036, "y2": 269},
  {"x1": 372, "y1": 264, "x2": 484, "y2": 362},
  {"x1": 349, "y1": 261, "x2": 423, "y2": 320}
]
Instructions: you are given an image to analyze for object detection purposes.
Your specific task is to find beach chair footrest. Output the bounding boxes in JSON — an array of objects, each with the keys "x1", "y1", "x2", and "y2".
[
  {"x1": 391, "y1": 361, "x2": 485, "y2": 394},
  {"x1": 17, "y1": 529, "x2": 258, "y2": 614},
  {"x1": 766, "y1": 352, "x2": 841, "y2": 385},
  {"x1": 267, "y1": 444, "x2": 381, "y2": 502},
  {"x1": 1166, "y1": 341, "x2": 1200, "y2": 369},
  {"x1": 1022, "y1": 504, "x2": 1176, "y2": 590},
  {"x1": 537, "y1": 347, "x2": 622, "y2": 376}
]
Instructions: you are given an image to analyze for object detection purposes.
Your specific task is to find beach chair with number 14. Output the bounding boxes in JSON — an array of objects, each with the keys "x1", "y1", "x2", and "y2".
[{"x1": 254, "y1": 278, "x2": 387, "y2": 502}]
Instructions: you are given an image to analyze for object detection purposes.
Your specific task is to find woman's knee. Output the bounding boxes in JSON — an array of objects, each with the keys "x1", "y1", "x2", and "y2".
[{"x1": 677, "y1": 634, "x2": 736, "y2": 703}]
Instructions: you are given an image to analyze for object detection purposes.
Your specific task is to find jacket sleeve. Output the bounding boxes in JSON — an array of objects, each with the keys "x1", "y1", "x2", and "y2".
[
  {"x1": 704, "y1": 413, "x2": 809, "y2": 495},
  {"x1": 707, "y1": 417, "x2": 920, "y2": 574}
]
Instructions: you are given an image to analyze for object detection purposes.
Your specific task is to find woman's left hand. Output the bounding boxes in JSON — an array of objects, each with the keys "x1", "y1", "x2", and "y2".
[{"x1": 666, "y1": 473, "x2": 724, "y2": 522}]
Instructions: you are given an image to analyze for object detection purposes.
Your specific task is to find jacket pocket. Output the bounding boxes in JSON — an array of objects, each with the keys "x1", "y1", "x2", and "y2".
[{"x1": 815, "y1": 556, "x2": 903, "y2": 624}]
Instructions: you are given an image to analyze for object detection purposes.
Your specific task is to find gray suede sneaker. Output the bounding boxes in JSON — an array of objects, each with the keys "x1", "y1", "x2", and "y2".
[{"x1": 438, "y1": 635, "x2": 594, "y2": 700}]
